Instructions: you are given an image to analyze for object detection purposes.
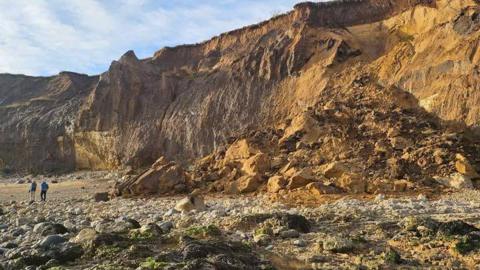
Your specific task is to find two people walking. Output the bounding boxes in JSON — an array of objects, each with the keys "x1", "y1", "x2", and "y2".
[{"x1": 28, "y1": 180, "x2": 49, "y2": 202}]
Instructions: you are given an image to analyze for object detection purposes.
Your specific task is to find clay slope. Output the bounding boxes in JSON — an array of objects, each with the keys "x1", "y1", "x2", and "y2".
[{"x1": 0, "y1": 0, "x2": 479, "y2": 178}]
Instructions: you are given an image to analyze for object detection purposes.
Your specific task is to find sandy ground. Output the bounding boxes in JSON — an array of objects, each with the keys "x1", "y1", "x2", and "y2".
[{"x1": 0, "y1": 180, "x2": 111, "y2": 203}]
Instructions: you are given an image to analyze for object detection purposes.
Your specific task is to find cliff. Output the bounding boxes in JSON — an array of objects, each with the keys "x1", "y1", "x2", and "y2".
[{"x1": 1, "y1": 0, "x2": 479, "y2": 174}]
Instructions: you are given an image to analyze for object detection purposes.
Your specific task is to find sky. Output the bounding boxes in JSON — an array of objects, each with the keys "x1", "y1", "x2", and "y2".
[{"x1": 0, "y1": 0, "x2": 310, "y2": 76}]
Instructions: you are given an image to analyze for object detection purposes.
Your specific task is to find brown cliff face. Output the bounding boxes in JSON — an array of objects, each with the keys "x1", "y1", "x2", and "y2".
[{"x1": 1, "y1": 0, "x2": 479, "y2": 175}]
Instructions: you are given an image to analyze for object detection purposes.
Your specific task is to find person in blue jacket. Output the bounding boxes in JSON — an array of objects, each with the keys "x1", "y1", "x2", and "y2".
[
  {"x1": 40, "y1": 181, "x2": 49, "y2": 201},
  {"x1": 29, "y1": 181, "x2": 37, "y2": 202}
]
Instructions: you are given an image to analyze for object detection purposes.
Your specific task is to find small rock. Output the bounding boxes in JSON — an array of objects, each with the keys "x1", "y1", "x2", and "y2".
[
  {"x1": 93, "y1": 192, "x2": 109, "y2": 202},
  {"x1": 280, "y1": 229, "x2": 300, "y2": 239},
  {"x1": 175, "y1": 195, "x2": 206, "y2": 213}
]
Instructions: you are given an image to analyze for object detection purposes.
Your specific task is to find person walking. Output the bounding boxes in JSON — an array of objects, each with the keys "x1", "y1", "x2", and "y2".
[
  {"x1": 29, "y1": 181, "x2": 37, "y2": 202},
  {"x1": 40, "y1": 181, "x2": 49, "y2": 201}
]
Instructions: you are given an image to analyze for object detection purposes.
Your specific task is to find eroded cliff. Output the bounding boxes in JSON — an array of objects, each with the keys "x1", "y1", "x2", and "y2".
[{"x1": 1, "y1": 0, "x2": 479, "y2": 175}]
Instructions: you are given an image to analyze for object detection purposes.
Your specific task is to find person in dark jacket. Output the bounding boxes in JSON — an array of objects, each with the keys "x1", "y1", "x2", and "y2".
[
  {"x1": 29, "y1": 181, "x2": 37, "y2": 202},
  {"x1": 40, "y1": 181, "x2": 49, "y2": 201}
]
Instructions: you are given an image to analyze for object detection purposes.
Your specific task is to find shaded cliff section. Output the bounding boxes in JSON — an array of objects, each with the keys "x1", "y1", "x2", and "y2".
[
  {"x1": 1, "y1": 0, "x2": 479, "y2": 173},
  {"x1": 0, "y1": 73, "x2": 99, "y2": 173}
]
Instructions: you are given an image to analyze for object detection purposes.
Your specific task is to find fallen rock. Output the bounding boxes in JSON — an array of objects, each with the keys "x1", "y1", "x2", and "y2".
[
  {"x1": 226, "y1": 174, "x2": 262, "y2": 194},
  {"x1": 114, "y1": 157, "x2": 187, "y2": 196},
  {"x1": 338, "y1": 173, "x2": 366, "y2": 193},
  {"x1": 307, "y1": 182, "x2": 342, "y2": 196},
  {"x1": 174, "y1": 195, "x2": 206, "y2": 213},
  {"x1": 455, "y1": 154, "x2": 479, "y2": 178},
  {"x1": 267, "y1": 175, "x2": 287, "y2": 193},
  {"x1": 224, "y1": 139, "x2": 259, "y2": 162},
  {"x1": 320, "y1": 162, "x2": 349, "y2": 179},
  {"x1": 286, "y1": 167, "x2": 316, "y2": 189},
  {"x1": 242, "y1": 153, "x2": 271, "y2": 175},
  {"x1": 433, "y1": 173, "x2": 474, "y2": 190}
]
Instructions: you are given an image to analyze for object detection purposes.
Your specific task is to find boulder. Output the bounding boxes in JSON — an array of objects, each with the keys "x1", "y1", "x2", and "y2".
[
  {"x1": 93, "y1": 192, "x2": 109, "y2": 202},
  {"x1": 242, "y1": 153, "x2": 271, "y2": 175},
  {"x1": 33, "y1": 223, "x2": 68, "y2": 236},
  {"x1": 70, "y1": 228, "x2": 97, "y2": 245},
  {"x1": 455, "y1": 154, "x2": 479, "y2": 178},
  {"x1": 338, "y1": 174, "x2": 366, "y2": 193},
  {"x1": 174, "y1": 195, "x2": 206, "y2": 213},
  {"x1": 226, "y1": 174, "x2": 262, "y2": 194},
  {"x1": 286, "y1": 168, "x2": 316, "y2": 189},
  {"x1": 322, "y1": 236, "x2": 355, "y2": 253},
  {"x1": 267, "y1": 176, "x2": 287, "y2": 193},
  {"x1": 114, "y1": 157, "x2": 186, "y2": 196},
  {"x1": 307, "y1": 182, "x2": 342, "y2": 196},
  {"x1": 433, "y1": 173, "x2": 474, "y2": 189},
  {"x1": 39, "y1": 235, "x2": 67, "y2": 249},
  {"x1": 367, "y1": 179, "x2": 393, "y2": 194},
  {"x1": 279, "y1": 113, "x2": 322, "y2": 145},
  {"x1": 320, "y1": 162, "x2": 348, "y2": 179},
  {"x1": 224, "y1": 139, "x2": 259, "y2": 162}
]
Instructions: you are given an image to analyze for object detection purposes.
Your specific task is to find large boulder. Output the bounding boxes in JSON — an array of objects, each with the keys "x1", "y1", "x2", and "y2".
[
  {"x1": 242, "y1": 153, "x2": 271, "y2": 175},
  {"x1": 279, "y1": 113, "x2": 322, "y2": 145},
  {"x1": 226, "y1": 174, "x2": 263, "y2": 194},
  {"x1": 224, "y1": 139, "x2": 259, "y2": 163},
  {"x1": 113, "y1": 157, "x2": 186, "y2": 196}
]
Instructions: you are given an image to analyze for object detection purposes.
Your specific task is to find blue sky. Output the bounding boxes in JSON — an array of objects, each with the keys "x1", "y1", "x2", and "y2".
[{"x1": 0, "y1": 0, "x2": 311, "y2": 76}]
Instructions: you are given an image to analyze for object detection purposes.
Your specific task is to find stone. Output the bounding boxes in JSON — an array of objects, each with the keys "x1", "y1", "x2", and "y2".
[
  {"x1": 320, "y1": 162, "x2": 349, "y2": 179},
  {"x1": 267, "y1": 176, "x2": 287, "y2": 193},
  {"x1": 307, "y1": 182, "x2": 342, "y2": 196},
  {"x1": 455, "y1": 154, "x2": 479, "y2": 178},
  {"x1": 433, "y1": 173, "x2": 474, "y2": 190},
  {"x1": 393, "y1": 180, "x2": 411, "y2": 192},
  {"x1": 93, "y1": 192, "x2": 109, "y2": 202},
  {"x1": 45, "y1": 242, "x2": 84, "y2": 263},
  {"x1": 224, "y1": 139, "x2": 259, "y2": 162},
  {"x1": 114, "y1": 157, "x2": 186, "y2": 196},
  {"x1": 368, "y1": 179, "x2": 394, "y2": 193},
  {"x1": 242, "y1": 153, "x2": 271, "y2": 175},
  {"x1": 280, "y1": 229, "x2": 300, "y2": 238},
  {"x1": 39, "y1": 235, "x2": 67, "y2": 249},
  {"x1": 159, "y1": 221, "x2": 174, "y2": 233},
  {"x1": 337, "y1": 174, "x2": 366, "y2": 193},
  {"x1": 139, "y1": 223, "x2": 163, "y2": 236},
  {"x1": 286, "y1": 167, "x2": 316, "y2": 189},
  {"x1": 226, "y1": 174, "x2": 262, "y2": 194},
  {"x1": 33, "y1": 223, "x2": 68, "y2": 236},
  {"x1": 322, "y1": 236, "x2": 355, "y2": 253},
  {"x1": 280, "y1": 113, "x2": 322, "y2": 145},
  {"x1": 70, "y1": 228, "x2": 97, "y2": 245},
  {"x1": 174, "y1": 195, "x2": 206, "y2": 213}
]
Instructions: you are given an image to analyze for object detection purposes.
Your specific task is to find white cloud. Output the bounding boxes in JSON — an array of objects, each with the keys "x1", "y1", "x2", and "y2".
[{"x1": 0, "y1": 0, "x2": 304, "y2": 76}]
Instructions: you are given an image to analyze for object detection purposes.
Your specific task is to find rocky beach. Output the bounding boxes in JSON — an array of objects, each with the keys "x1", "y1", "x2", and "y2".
[{"x1": 1, "y1": 173, "x2": 480, "y2": 269}]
